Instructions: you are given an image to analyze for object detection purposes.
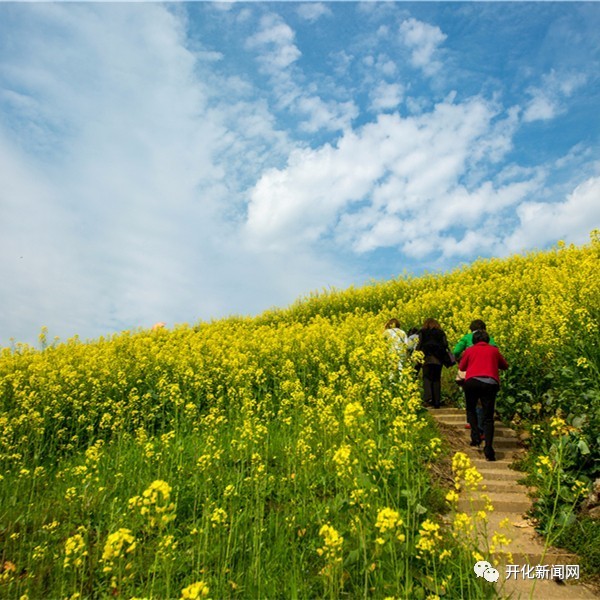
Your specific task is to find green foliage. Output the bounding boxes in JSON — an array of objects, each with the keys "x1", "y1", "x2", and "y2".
[
  {"x1": 555, "y1": 518, "x2": 600, "y2": 577},
  {"x1": 2, "y1": 232, "x2": 599, "y2": 595}
]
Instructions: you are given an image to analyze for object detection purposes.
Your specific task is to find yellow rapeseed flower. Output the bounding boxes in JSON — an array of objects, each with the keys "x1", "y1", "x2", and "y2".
[
  {"x1": 101, "y1": 528, "x2": 136, "y2": 572},
  {"x1": 344, "y1": 401, "x2": 365, "y2": 428},
  {"x1": 180, "y1": 581, "x2": 210, "y2": 599},
  {"x1": 375, "y1": 507, "x2": 403, "y2": 534},
  {"x1": 64, "y1": 533, "x2": 87, "y2": 568},
  {"x1": 317, "y1": 524, "x2": 344, "y2": 564},
  {"x1": 416, "y1": 519, "x2": 443, "y2": 556}
]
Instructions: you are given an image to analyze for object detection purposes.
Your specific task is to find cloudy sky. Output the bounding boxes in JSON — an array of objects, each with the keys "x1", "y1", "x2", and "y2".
[{"x1": 1, "y1": 2, "x2": 599, "y2": 347}]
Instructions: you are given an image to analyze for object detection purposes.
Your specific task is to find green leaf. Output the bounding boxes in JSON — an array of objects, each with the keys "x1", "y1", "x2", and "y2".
[
  {"x1": 559, "y1": 487, "x2": 575, "y2": 503},
  {"x1": 343, "y1": 548, "x2": 360, "y2": 567},
  {"x1": 578, "y1": 439, "x2": 591, "y2": 455},
  {"x1": 556, "y1": 509, "x2": 576, "y2": 529}
]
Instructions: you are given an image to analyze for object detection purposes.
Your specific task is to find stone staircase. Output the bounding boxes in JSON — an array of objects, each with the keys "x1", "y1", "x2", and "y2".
[{"x1": 429, "y1": 407, "x2": 598, "y2": 599}]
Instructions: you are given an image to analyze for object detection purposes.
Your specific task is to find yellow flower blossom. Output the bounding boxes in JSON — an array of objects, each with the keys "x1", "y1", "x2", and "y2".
[
  {"x1": 64, "y1": 533, "x2": 87, "y2": 568},
  {"x1": 129, "y1": 480, "x2": 176, "y2": 528},
  {"x1": 101, "y1": 528, "x2": 136, "y2": 572},
  {"x1": 550, "y1": 416, "x2": 571, "y2": 437},
  {"x1": 416, "y1": 519, "x2": 443, "y2": 556},
  {"x1": 1, "y1": 233, "x2": 599, "y2": 597},
  {"x1": 317, "y1": 524, "x2": 344, "y2": 564},
  {"x1": 210, "y1": 507, "x2": 228, "y2": 528},
  {"x1": 180, "y1": 581, "x2": 210, "y2": 599},
  {"x1": 344, "y1": 401, "x2": 365, "y2": 428},
  {"x1": 445, "y1": 489, "x2": 459, "y2": 506},
  {"x1": 375, "y1": 507, "x2": 403, "y2": 534},
  {"x1": 332, "y1": 444, "x2": 355, "y2": 477}
]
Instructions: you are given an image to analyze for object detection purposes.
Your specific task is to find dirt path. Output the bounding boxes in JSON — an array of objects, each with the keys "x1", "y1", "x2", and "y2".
[{"x1": 429, "y1": 407, "x2": 598, "y2": 599}]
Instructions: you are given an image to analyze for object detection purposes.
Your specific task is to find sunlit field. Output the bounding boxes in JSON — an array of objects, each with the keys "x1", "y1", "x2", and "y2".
[{"x1": 1, "y1": 233, "x2": 598, "y2": 599}]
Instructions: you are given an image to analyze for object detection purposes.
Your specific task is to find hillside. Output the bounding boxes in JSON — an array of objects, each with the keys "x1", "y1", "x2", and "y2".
[{"x1": 0, "y1": 233, "x2": 598, "y2": 598}]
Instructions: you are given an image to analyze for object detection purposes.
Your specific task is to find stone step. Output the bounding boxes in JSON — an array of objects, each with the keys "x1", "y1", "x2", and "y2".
[
  {"x1": 477, "y1": 468, "x2": 524, "y2": 481},
  {"x1": 482, "y1": 481, "x2": 531, "y2": 494},
  {"x1": 429, "y1": 407, "x2": 464, "y2": 414},
  {"x1": 470, "y1": 461, "x2": 522, "y2": 474},
  {"x1": 435, "y1": 414, "x2": 512, "y2": 426},
  {"x1": 464, "y1": 448, "x2": 523, "y2": 462},
  {"x1": 436, "y1": 418, "x2": 518, "y2": 433},
  {"x1": 486, "y1": 510, "x2": 535, "y2": 530},
  {"x1": 433, "y1": 413, "x2": 470, "y2": 421},
  {"x1": 485, "y1": 439, "x2": 520, "y2": 449},
  {"x1": 458, "y1": 495, "x2": 531, "y2": 514},
  {"x1": 431, "y1": 410, "x2": 598, "y2": 599},
  {"x1": 456, "y1": 443, "x2": 520, "y2": 454},
  {"x1": 463, "y1": 444, "x2": 521, "y2": 457},
  {"x1": 439, "y1": 426, "x2": 519, "y2": 439},
  {"x1": 481, "y1": 513, "x2": 578, "y2": 565},
  {"x1": 432, "y1": 416, "x2": 462, "y2": 423},
  {"x1": 471, "y1": 455, "x2": 516, "y2": 466},
  {"x1": 430, "y1": 408, "x2": 504, "y2": 419},
  {"x1": 498, "y1": 544, "x2": 578, "y2": 567}
]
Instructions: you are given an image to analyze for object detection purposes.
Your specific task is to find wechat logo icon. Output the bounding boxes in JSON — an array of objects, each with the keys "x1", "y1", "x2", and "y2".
[{"x1": 474, "y1": 560, "x2": 500, "y2": 583}]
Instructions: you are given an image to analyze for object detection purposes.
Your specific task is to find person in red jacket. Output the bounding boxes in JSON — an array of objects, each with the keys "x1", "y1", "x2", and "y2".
[{"x1": 458, "y1": 330, "x2": 509, "y2": 461}]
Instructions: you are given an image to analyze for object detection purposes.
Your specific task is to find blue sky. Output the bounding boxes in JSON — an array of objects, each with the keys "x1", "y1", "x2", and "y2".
[{"x1": 1, "y1": 2, "x2": 599, "y2": 347}]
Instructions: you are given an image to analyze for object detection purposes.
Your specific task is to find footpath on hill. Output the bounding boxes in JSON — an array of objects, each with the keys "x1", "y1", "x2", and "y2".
[{"x1": 428, "y1": 407, "x2": 599, "y2": 600}]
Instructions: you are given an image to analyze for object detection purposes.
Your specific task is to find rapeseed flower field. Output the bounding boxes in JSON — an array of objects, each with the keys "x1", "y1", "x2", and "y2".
[{"x1": 0, "y1": 233, "x2": 598, "y2": 598}]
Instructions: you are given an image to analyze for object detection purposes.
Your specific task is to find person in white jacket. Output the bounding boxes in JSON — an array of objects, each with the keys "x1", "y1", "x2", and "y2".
[{"x1": 383, "y1": 318, "x2": 408, "y2": 374}]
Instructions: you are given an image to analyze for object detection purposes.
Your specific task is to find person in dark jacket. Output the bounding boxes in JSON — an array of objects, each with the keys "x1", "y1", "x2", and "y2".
[
  {"x1": 416, "y1": 318, "x2": 451, "y2": 409},
  {"x1": 458, "y1": 330, "x2": 509, "y2": 461}
]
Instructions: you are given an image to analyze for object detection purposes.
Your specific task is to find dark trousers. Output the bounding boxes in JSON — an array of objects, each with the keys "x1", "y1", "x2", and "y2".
[
  {"x1": 464, "y1": 378, "x2": 499, "y2": 458},
  {"x1": 422, "y1": 364, "x2": 443, "y2": 407}
]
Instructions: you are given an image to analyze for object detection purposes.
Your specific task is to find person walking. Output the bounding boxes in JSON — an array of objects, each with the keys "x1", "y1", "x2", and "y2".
[
  {"x1": 458, "y1": 330, "x2": 509, "y2": 461},
  {"x1": 416, "y1": 318, "x2": 451, "y2": 409},
  {"x1": 453, "y1": 319, "x2": 496, "y2": 359},
  {"x1": 453, "y1": 319, "x2": 497, "y2": 434},
  {"x1": 383, "y1": 318, "x2": 408, "y2": 373},
  {"x1": 405, "y1": 327, "x2": 419, "y2": 354}
]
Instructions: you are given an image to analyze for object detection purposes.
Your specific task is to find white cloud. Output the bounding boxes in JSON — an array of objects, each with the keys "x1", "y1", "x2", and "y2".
[
  {"x1": 0, "y1": 5, "x2": 222, "y2": 342},
  {"x1": 439, "y1": 230, "x2": 499, "y2": 259},
  {"x1": 297, "y1": 3, "x2": 332, "y2": 23},
  {"x1": 505, "y1": 176, "x2": 600, "y2": 252},
  {"x1": 523, "y1": 70, "x2": 587, "y2": 123},
  {"x1": 296, "y1": 96, "x2": 358, "y2": 133},
  {"x1": 369, "y1": 82, "x2": 404, "y2": 112},
  {"x1": 522, "y1": 91, "x2": 559, "y2": 122},
  {"x1": 246, "y1": 96, "x2": 535, "y2": 259},
  {"x1": 371, "y1": 54, "x2": 398, "y2": 78},
  {"x1": 244, "y1": 11, "x2": 358, "y2": 135},
  {"x1": 399, "y1": 17, "x2": 447, "y2": 77},
  {"x1": 246, "y1": 13, "x2": 301, "y2": 72},
  {"x1": 0, "y1": 4, "x2": 342, "y2": 346},
  {"x1": 246, "y1": 134, "x2": 386, "y2": 250}
]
